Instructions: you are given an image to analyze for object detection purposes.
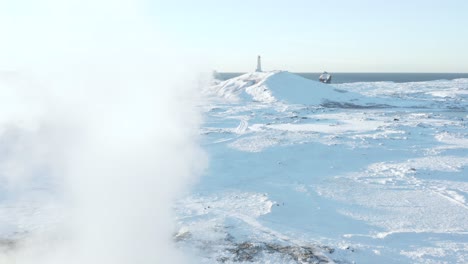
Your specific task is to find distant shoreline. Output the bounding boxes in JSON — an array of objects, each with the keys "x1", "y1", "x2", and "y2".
[{"x1": 216, "y1": 72, "x2": 468, "y2": 84}]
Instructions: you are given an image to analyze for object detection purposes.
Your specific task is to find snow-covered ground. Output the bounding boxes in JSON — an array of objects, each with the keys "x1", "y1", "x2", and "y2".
[
  {"x1": 0, "y1": 71, "x2": 466, "y2": 263},
  {"x1": 177, "y1": 71, "x2": 468, "y2": 263}
]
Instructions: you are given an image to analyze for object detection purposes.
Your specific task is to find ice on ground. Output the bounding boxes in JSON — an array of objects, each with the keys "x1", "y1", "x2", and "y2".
[
  {"x1": 336, "y1": 78, "x2": 468, "y2": 111},
  {"x1": 188, "y1": 73, "x2": 468, "y2": 263},
  {"x1": 2, "y1": 72, "x2": 468, "y2": 263}
]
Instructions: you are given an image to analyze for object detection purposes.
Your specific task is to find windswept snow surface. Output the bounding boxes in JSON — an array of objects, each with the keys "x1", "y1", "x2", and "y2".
[
  {"x1": 180, "y1": 72, "x2": 468, "y2": 263},
  {"x1": 1, "y1": 71, "x2": 467, "y2": 263}
]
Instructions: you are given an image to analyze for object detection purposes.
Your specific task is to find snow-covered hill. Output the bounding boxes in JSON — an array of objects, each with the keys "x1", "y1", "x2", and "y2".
[
  {"x1": 206, "y1": 71, "x2": 362, "y2": 105},
  {"x1": 207, "y1": 71, "x2": 468, "y2": 111}
]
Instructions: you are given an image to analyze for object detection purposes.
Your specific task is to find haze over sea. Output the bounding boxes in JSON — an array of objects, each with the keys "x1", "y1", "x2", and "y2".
[{"x1": 218, "y1": 72, "x2": 468, "y2": 84}]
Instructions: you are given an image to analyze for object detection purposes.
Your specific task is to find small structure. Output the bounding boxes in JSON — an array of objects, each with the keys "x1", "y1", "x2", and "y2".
[
  {"x1": 255, "y1": 55, "x2": 262, "y2": 72},
  {"x1": 319, "y1": 71, "x2": 332, "y2": 83}
]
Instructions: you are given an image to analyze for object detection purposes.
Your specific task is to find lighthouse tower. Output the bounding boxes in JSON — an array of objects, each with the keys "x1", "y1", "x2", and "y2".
[{"x1": 255, "y1": 55, "x2": 262, "y2": 72}]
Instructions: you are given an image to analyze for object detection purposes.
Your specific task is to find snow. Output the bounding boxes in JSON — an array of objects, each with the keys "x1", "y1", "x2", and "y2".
[
  {"x1": 1, "y1": 71, "x2": 468, "y2": 263},
  {"x1": 206, "y1": 70, "x2": 363, "y2": 105},
  {"x1": 186, "y1": 72, "x2": 468, "y2": 263}
]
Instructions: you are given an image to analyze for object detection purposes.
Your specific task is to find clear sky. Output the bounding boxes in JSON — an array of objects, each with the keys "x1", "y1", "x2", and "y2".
[
  {"x1": 1, "y1": 0, "x2": 467, "y2": 73},
  {"x1": 152, "y1": 0, "x2": 468, "y2": 73}
]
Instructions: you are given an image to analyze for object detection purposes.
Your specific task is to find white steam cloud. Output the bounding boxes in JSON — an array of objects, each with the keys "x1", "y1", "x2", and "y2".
[{"x1": 0, "y1": 0, "x2": 206, "y2": 263}]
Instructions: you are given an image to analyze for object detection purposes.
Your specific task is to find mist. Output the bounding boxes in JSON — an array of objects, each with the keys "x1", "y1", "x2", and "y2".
[{"x1": 0, "y1": 0, "x2": 206, "y2": 263}]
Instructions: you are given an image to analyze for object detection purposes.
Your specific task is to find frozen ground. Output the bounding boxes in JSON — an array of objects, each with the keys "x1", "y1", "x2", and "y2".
[
  {"x1": 0, "y1": 71, "x2": 467, "y2": 263},
  {"x1": 176, "y1": 71, "x2": 468, "y2": 263}
]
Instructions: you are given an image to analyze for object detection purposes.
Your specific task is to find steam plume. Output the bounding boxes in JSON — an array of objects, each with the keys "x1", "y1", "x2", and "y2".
[{"x1": 0, "y1": 0, "x2": 206, "y2": 263}]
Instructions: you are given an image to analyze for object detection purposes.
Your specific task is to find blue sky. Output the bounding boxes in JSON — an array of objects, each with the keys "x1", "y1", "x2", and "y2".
[
  {"x1": 152, "y1": 0, "x2": 468, "y2": 72},
  {"x1": 1, "y1": 0, "x2": 467, "y2": 72}
]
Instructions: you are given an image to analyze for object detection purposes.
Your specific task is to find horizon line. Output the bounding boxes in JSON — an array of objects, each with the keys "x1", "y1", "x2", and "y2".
[{"x1": 216, "y1": 71, "x2": 468, "y2": 74}]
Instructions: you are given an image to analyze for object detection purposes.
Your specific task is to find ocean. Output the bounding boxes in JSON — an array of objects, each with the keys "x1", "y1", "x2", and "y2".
[{"x1": 217, "y1": 72, "x2": 468, "y2": 84}]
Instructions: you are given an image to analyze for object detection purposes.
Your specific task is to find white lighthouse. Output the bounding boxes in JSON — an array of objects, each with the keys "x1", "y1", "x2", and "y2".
[{"x1": 255, "y1": 55, "x2": 262, "y2": 72}]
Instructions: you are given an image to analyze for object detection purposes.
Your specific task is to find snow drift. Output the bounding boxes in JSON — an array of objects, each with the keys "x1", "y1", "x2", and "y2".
[{"x1": 207, "y1": 71, "x2": 363, "y2": 105}]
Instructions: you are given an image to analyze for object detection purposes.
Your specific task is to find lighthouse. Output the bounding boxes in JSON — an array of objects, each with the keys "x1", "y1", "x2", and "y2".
[{"x1": 255, "y1": 55, "x2": 262, "y2": 72}]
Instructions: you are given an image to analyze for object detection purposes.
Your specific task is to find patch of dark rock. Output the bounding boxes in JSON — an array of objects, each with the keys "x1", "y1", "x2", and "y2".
[
  {"x1": 226, "y1": 242, "x2": 333, "y2": 263},
  {"x1": 174, "y1": 232, "x2": 339, "y2": 263},
  {"x1": 0, "y1": 238, "x2": 16, "y2": 251},
  {"x1": 447, "y1": 106, "x2": 466, "y2": 111},
  {"x1": 209, "y1": 107, "x2": 224, "y2": 112},
  {"x1": 321, "y1": 101, "x2": 391, "y2": 109},
  {"x1": 345, "y1": 246, "x2": 355, "y2": 252},
  {"x1": 320, "y1": 245, "x2": 335, "y2": 254},
  {"x1": 333, "y1": 89, "x2": 349, "y2": 93},
  {"x1": 217, "y1": 256, "x2": 230, "y2": 263}
]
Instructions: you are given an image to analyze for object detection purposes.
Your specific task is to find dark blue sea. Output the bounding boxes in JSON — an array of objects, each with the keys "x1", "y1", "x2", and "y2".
[{"x1": 217, "y1": 72, "x2": 468, "y2": 84}]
